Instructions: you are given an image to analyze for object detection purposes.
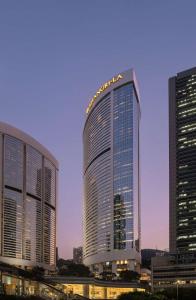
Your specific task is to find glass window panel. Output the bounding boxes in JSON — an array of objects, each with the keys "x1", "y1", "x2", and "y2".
[
  {"x1": 44, "y1": 159, "x2": 56, "y2": 207},
  {"x1": 26, "y1": 145, "x2": 42, "y2": 198},
  {"x1": 24, "y1": 196, "x2": 42, "y2": 262},
  {"x1": 3, "y1": 188, "x2": 23, "y2": 259},
  {"x1": 4, "y1": 135, "x2": 23, "y2": 190},
  {"x1": 44, "y1": 204, "x2": 55, "y2": 265},
  {"x1": 113, "y1": 83, "x2": 136, "y2": 250}
]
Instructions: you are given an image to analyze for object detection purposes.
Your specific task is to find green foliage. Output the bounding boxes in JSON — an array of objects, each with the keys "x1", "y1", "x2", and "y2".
[
  {"x1": 99, "y1": 271, "x2": 116, "y2": 280},
  {"x1": 57, "y1": 258, "x2": 73, "y2": 268},
  {"x1": 58, "y1": 263, "x2": 91, "y2": 277},
  {"x1": 119, "y1": 270, "x2": 140, "y2": 282},
  {"x1": 28, "y1": 266, "x2": 45, "y2": 280},
  {"x1": 156, "y1": 287, "x2": 196, "y2": 300},
  {"x1": 142, "y1": 258, "x2": 151, "y2": 269}
]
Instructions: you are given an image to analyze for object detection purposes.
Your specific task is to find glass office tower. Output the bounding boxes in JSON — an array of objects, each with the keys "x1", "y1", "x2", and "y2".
[
  {"x1": 0, "y1": 122, "x2": 58, "y2": 270},
  {"x1": 169, "y1": 67, "x2": 196, "y2": 254},
  {"x1": 83, "y1": 69, "x2": 141, "y2": 274}
]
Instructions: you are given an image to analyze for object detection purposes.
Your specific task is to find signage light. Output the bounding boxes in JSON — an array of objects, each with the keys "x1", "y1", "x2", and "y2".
[{"x1": 86, "y1": 74, "x2": 123, "y2": 114}]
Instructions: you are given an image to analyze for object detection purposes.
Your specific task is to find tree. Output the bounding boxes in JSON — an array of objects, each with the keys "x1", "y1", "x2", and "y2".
[
  {"x1": 119, "y1": 270, "x2": 140, "y2": 282},
  {"x1": 99, "y1": 271, "x2": 116, "y2": 280},
  {"x1": 58, "y1": 263, "x2": 91, "y2": 277},
  {"x1": 156, "y1": 288, "x2": 196, "y2": 300},
  {"x1": 57, "y1": 258, "x2": 73, "y2": 269},
  {"x1": 30, "y1": 266, "x2": 45, "y2": 280}
]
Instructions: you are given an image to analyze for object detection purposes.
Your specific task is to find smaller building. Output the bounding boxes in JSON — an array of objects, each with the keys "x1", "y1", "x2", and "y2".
[
  {"x1": 151, "y1": 253, "x2": 196, "y2": 292},
  {"x1": 73, "y1": 247, "x2": 83, "y2": 264},
  {"x1": 47, "y1": 276, "x2": 146, "y2": 299},
  {"x1": 141, "y1": 249, "x2": 167, "y2": 268}
]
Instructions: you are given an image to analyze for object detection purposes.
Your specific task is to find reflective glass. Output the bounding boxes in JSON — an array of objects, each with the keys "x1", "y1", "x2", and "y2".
[
  {"x1": 44, "y1": 204, "x2": 55, "y2": 265},
  {"x1": 175, "y1": 73, "x2": 196, "y2": 252},
  {"x1": 113, "y1": 83, "x2": 139, "y2": 250},
  {"x1": 24, "y1": 196, "x2": 42, "y2": 262},
  {"x1": 26, "y1": 145, "x2": 42, "y2": 198},
  {"x1": 44, "y1": 159, "x2": 56, "y2": 207},
  {"x1": 83, "y1": 94, "x2": 111, "y2": 259},
  {"x1": 84, "y1": 151, "x2": 111, "y2": 258},
  {"x1": 4, "y1": 135, "x2": 23, "y2": 190},
  {"x1": 3, "y1": 188, "x2": 23, "y2": 259}
]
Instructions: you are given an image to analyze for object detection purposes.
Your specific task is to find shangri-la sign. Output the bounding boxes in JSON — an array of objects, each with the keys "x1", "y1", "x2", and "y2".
[{"x1": 86, "y1": 74, "x2": 123, "y2": 114}]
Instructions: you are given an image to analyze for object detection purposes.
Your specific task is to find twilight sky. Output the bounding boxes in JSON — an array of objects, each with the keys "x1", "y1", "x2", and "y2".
[{"x1": 0, "y1": 0, "x2": 196, "y2": 258}]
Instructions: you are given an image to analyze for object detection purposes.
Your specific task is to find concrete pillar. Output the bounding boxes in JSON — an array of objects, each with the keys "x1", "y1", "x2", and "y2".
[
  {"x1": 103, "y1": 287, "x2": 107, "y2": 299},
  {"x1": 98, "y1": 264, "x2": 103, "y2": 274},
  {"x1": 112, "y1": 261, "x2": 117, "y2": 274},
  {"x1": 128, "y1": 260, "x2": 135, "y2": 271},
  {"x1": 83, "y1": 284, "x2": 89, "y2": 298}
]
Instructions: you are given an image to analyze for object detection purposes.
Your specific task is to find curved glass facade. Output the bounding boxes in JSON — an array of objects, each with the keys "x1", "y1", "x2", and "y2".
[
  {"x1": 84, "y1": 94, "x2": 111, "y2": 260},
  {"x1": 83, "y1": 70, "x2": 141, "y2": 274},
  {"x1": 0, "y1": 123, "x2": 58, "y2": 270}
]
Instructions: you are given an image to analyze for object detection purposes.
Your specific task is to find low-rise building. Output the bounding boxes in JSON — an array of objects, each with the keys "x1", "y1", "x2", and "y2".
[
  {"x1": 48, "y1": 276, "x2": 146, "y2": 299},
  {"x1": 151, "y1": 254, "x2": 196, "y2": 292},
  {"x1": 141, "y1": 249, "x2": 167, "y2": 268}
]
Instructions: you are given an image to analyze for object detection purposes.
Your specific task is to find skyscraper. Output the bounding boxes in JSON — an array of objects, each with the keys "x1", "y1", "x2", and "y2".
[
  {"x1": 83, "y1": 69, "x2": 141, "y2": 274},
  {"x1": 169, "y1": 67, "x2": 196, "y2": 254},
  {"x1": 0, "y1": 122, "x2": 58, "y2": 270}
]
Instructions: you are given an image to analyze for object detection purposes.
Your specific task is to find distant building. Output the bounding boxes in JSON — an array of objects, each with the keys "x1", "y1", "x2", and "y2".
[
  {"x1": 83, "y1": 69, "x2": 141, "y2": 274},
  {"x1": 0, "y1": 122, "x2": 58, "y2": 270},
  {"x1": 141, "y1": 249, "x2": 167, "y2": 268},
  {"x1": 169, "y1": 67, "x2": 196, "y2": 254},
  {"x1": 73, "y1": 247, "x2": 83, "y2": 264}
]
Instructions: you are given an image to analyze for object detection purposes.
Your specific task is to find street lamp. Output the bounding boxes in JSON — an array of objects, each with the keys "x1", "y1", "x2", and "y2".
[{"x1": 176, "y1": 280, "x2": 180, "y2": 300}]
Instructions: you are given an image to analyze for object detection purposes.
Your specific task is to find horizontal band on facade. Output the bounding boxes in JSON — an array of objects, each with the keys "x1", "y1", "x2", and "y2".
[
  {"x1": 84, "y1": 147, "x2": 111, "y2": 175},
  {"x1": 26, "y1": 192, "x2": 41, "y2": 201},
  {"x1": 44, "y1": 201, "x2": 55, "y2": 210},
  {"x1": 4, "y1": 185, "x2": 22, "y2": 194}
]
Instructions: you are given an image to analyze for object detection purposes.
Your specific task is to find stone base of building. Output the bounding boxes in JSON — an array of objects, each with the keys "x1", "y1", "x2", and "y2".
[
  {"x1": 84, "y1": 248, "x2": 141, "y2": 276},
  {"x1": 89, "y1": 259, "x2": 140, "y2": 277}
]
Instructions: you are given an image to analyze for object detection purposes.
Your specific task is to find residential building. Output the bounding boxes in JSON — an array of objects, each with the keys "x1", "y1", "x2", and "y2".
[{"x1": 0, "y1": 122, "x2": 58, "y2": 270}]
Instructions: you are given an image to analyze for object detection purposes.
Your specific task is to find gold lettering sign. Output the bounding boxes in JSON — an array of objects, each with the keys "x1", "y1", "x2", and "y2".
[{"x1": 86, "y1": 74, "x2": 123, "y2": 114}]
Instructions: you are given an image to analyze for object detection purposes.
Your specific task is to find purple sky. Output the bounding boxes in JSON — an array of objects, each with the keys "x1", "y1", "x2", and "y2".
[{"x1": 0, "y1": 1, "x2": 196, "y2": 258}]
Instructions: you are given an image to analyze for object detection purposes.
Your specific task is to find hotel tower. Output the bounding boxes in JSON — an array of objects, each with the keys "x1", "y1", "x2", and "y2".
[
  {"x1": 83, "y1": 69, "x2": 141, "y2": 274},
  {"x1": 169, "y1": 67, "x2": 196, "y2": 254},
  {"x1": 0, "y1": 122, "x2": 58, "y2": 270}
]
